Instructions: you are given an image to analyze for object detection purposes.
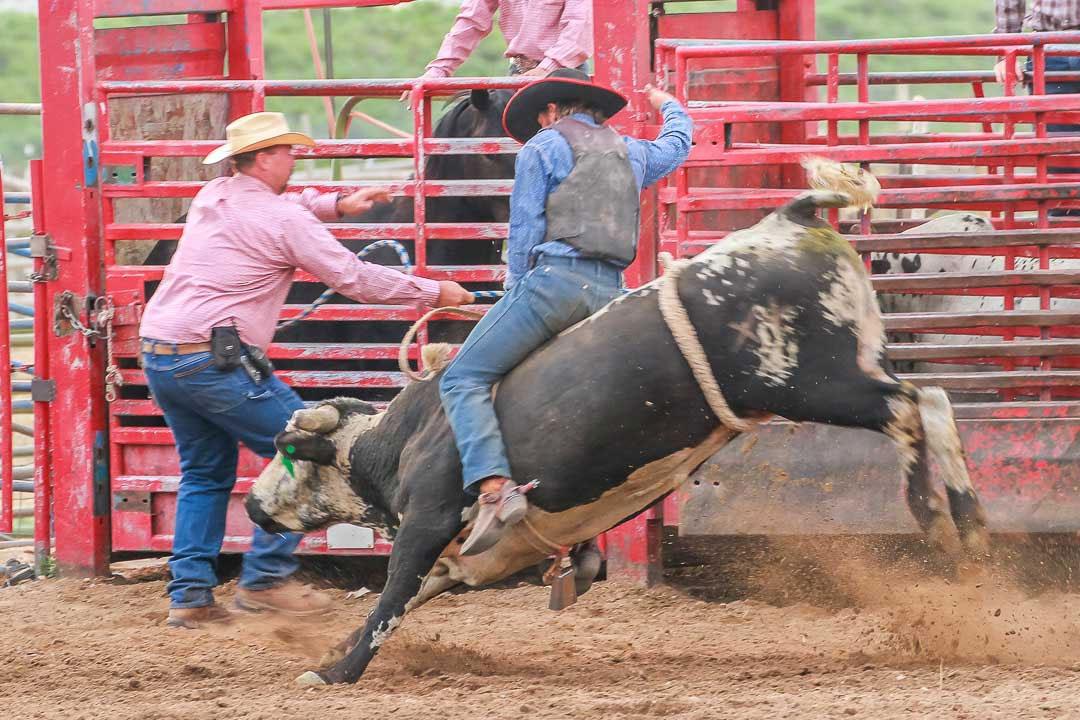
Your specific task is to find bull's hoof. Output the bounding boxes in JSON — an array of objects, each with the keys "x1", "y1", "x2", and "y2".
[
  {"x1": 296, "y1": 670, "x2": 328, "y2": 686},
  {"x1": 927, "y1": 515, "x2": 964, "y2": 558},
  {"x1": 961, "y1": 526, "x2": 992, "y2": 560}
]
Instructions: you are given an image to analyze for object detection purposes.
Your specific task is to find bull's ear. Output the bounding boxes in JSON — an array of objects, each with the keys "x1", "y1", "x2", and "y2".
[
  {"x1": 470, "y1": 89, "x2": 491, "y2": 112},
  {"x1": 275, "y1": 430, "x2": 337, "y2": 466}
]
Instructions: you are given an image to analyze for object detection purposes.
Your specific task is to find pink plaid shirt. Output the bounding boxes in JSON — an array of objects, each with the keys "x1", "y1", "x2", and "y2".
[
  {"x1": 996, "y1": 0, "x2": 1080, "y2": 33},
  {"x1": 423, "y1": 0, "x2": 591, "y2": 78},
  {"x1": 139, "y1": 173, "x2": 440, "y2": 350}
]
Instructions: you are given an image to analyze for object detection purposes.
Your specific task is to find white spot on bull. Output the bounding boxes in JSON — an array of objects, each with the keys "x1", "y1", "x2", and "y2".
[
  {"x1": 369, "y1": 614, "x2": 402, "y2": 650},
  {"x1": 884, "y1": 393, "x2": 922, "y2": 477},
  {"x1": 702, "y1": 288, "x2": 724, "y2": 306},
  {"x1": 917, "y1": 387, "x2": 975, "y2": 495},
  {"x1": 750, "y1": 300, "x2": 800, "y2": 386},
  {"x1": 562, "y1": 277, "x2": 662, "y2": 334},
  {"x1": 817, "y1": 258, "x2": 887, "y2": 380}
]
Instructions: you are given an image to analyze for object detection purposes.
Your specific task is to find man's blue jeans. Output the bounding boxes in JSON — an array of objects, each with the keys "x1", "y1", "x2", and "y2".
[
  {"x1": 142, "y1": 349, "x2": 305, "y2": 609},
  {"x1": 439, "y1": 256, "x2": 621, "y2": 491}
]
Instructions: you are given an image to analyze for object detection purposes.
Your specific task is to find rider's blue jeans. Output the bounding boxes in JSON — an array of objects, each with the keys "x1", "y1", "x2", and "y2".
[
  {"x1": 142, "y1": 348, "x2": 305, "y2": 609},
  {"x1": 439, "y1": 256, "x2": 621, "y2": 491}
]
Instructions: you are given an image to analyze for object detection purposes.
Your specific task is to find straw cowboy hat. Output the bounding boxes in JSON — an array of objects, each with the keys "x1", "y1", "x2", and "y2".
[
  {"x1": 502, "y1": 68, "x2": 628, "y2": 144},
  {"x1": 203, "y1": 112, "x2": 315, "y2": 165}
]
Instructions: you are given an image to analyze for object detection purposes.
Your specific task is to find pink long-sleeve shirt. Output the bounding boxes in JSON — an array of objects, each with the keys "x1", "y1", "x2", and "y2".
[
  {"x1": 423, "y1": 0, "x2": 592, "y2": 78},
  {"x1": 139, "y1": 173, "x2": 440, "y2": 350}
]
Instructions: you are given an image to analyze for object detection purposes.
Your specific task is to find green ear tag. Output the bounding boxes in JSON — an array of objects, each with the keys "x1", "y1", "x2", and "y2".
[{"x1": 281, "y1": 444, "x2": 296, "y2": 478}]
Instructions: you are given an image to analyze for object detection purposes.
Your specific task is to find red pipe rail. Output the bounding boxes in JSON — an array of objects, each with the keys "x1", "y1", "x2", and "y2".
[{"x1": 652, "y1": 33, "x2": 1080, "y2": 403}]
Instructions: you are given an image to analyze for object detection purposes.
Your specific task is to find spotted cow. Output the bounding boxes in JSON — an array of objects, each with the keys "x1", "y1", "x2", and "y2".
[
  {"x1": 246, "y1": 190, "x2": 989, "y2": 685},
  {"x1": 872, "y1": 212, "x2": 1080, "y2": 375}
]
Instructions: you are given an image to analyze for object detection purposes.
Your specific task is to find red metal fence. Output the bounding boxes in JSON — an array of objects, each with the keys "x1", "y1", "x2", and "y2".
[
  {"x1": 45, "y1": 1, "x2": 1079, "y2": 580},
  {"x1": 655, "y1": 32, "x2": 1080, "y2": 400},
  {"x1": 1, "y1": 103, "x2": 42, "y2": 550},
  {"x1": 651, "y1": 32, "x2": 1080, "y2": 540}
]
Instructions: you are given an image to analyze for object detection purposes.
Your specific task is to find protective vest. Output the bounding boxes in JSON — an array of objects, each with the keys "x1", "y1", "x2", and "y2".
[{"x1": 543, "y1": 118, "x2": 640, "y2": 265}]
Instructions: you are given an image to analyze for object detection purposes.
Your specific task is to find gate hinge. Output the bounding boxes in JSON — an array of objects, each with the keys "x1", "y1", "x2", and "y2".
[
  {"x1": 28, "y1": 232, "x2": 58, "y2": 282},
  {"x1": 29, "y1": 378, "x2": 56, "y2": 402}
]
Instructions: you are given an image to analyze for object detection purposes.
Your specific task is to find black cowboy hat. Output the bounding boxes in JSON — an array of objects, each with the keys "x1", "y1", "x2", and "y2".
[{"x1": 501, "y1": 68, "x2": 628, "y2": 144}]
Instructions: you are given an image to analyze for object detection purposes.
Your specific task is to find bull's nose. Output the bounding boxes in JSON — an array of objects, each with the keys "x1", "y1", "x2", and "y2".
[{"x1": 245, "y1": 495, "x2": 290, "y2": 534}]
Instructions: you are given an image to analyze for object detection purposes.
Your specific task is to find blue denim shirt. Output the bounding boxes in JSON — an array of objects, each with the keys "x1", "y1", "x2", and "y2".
[{"x1": 505, "y1": 100, "x2": 694, "y2": 288}]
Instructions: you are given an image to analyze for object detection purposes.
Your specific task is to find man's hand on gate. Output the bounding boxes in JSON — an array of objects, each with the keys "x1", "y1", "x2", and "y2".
[
  {"x1": 643, "y1": 83, "x2": 678, "y2": 110},
  {"x1": 995, "y1": 57, "x2": 1021, "y2": 84},
  {"x1": 436, "y1": 281, "x2": 475, "y2": 308},
  {"x1": 522, "y1": 66, "x2": 549, "y2": 77},
  {"x1": 336, "y1": 187, "x2": 392, "y2": 217}
]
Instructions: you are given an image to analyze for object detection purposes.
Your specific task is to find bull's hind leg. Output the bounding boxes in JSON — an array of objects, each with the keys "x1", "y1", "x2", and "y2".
[
  {"x1": 878, "y1": 383, "x2": 963, "y2": 556},
  {"x1": 916, "y1": 387, "x2": 990, "y2": 557},
  {"x1": 773, "y1": 377, "x2": 963, "y2": 556}
]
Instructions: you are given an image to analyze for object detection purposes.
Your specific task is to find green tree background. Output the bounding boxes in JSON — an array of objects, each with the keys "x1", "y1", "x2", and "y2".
[{"x1": 0, "y1": 0, "x2": 997, "y2": 177}]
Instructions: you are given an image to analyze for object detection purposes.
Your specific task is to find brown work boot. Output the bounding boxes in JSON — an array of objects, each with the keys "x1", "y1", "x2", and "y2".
[
  {"x1": 460, "y1": 478, "x2": 529, "y2": 557},
  {"x1": 167, "y1": 603, "x2": 234, "y2": 630},
  {"x1": 234, "y1": 580, "x2": 333, "y2": 617}
]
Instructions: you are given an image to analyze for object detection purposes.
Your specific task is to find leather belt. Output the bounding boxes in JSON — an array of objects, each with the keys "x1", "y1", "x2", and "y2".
[{"x1": 140, "y1": 340, "x2": 212, "y2": 355}]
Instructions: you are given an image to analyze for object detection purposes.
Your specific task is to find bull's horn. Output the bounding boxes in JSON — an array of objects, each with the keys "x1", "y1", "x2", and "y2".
[{"x1": 293, "y1": 405, "x2": 341, "y2": 434}]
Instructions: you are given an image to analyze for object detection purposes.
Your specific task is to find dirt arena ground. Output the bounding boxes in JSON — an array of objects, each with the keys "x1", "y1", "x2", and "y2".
[{"x1": 4, "y1": 536, "x2": 1080, "y2": 719}]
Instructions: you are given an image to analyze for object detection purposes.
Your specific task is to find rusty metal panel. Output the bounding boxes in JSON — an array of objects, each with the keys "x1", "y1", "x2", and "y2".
[
  {"x1": 680, "y1": 419, "x2": 1080, "y2": 536},
  {"x1": 95, "y1": 23, "x2": 226, "y2": 82}
]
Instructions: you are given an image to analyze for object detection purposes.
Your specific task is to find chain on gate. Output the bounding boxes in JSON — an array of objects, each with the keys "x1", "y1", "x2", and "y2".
[{"x1": 57, "y1": 292, "x2": 123, "y2": 402}]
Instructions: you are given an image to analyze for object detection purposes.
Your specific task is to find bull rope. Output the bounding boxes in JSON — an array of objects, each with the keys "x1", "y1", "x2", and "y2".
[
  {"x1": 398, "y1": 305, "x2": 485, "y2": 382},
  {"x1": 277, "y1": 239, "x2": 504, "y2": 331},
  {"x1": 656, "y1": 252, "x2": 753, "y2": 433}
]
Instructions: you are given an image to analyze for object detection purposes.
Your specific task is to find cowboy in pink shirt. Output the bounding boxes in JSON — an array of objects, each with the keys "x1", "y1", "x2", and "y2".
[
  {"x1": 139, "y1": 112, "x2": 472, "y2": 629},
  {"x1": 422, "y1": 0, "x2": 592, "y2": 79}
]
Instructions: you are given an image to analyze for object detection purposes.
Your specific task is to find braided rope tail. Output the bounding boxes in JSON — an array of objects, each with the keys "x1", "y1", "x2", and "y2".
[
  {"x1": 657, "y1": 252, "x2": 753, "y2": 433},
  {"x1": 275, "y1": 239, "x2": 416, "y2": 331}
]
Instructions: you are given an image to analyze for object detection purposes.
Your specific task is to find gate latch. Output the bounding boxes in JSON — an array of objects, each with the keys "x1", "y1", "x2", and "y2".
[
  {"x1": 53, "y1": 291, "x2": 91, "y2": 338},
  {"x1": 51, "y1": 291, "x2": 125, "y2": 402}
]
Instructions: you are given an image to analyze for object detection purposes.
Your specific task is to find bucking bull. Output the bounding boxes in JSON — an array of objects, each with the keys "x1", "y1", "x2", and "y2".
[{"x1": 246, "y1": 189, "x2": 990, "y2": 685}]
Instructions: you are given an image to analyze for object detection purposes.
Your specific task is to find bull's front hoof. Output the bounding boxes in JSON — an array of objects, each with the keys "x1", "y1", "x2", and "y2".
[{"x1": 296, "y1": 670, "x2": 328, "y2": 686}]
